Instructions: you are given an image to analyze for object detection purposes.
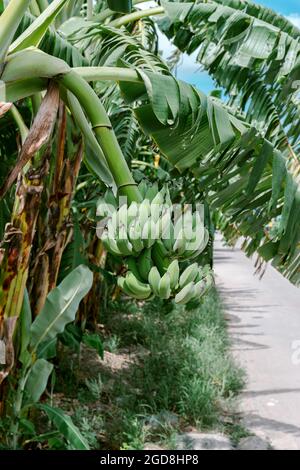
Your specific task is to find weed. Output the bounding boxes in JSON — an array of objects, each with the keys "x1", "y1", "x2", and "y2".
[
  {"x1": 103, "y1": 335, "x2": 120, "y2": 353},
  {"x1": 85, "y1": 374, "x2": 103, "y2": 401},
  {"x1": 226, "y1": 422, "x2": 252, "y2": 447},
  {"x1": 73, "y1": 407, "x2": 104, "y2": 449}
]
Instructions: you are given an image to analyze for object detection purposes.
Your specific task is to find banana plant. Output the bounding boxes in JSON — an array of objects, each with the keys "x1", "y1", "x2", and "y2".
[
  {"x1": 0, "y1": 0, "x2": 298, "y2": 338},
  {"x1": 7, "y1": 264, "x2": 93, "y2": 449},
  {"x1": 0, "y1": 0, "x2": 299, "y2": 450}
]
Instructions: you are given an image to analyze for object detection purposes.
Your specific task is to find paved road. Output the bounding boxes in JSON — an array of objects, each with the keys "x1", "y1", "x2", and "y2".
[{"x1": 214, "y1": 235, "x2": 300, "y2": 450}]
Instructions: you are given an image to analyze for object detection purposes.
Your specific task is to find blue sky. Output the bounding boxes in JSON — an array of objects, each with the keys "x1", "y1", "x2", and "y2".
[
  {"x1": 156, "y1": 0, "x2": 300, "y2": 93},
  {"x1": 259, "y1": 0, "x2": 299, "y2": 16}
]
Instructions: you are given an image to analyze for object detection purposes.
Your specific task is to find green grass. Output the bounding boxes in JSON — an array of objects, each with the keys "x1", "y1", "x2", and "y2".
[
  {"x1": 55, "y1": 289, "x2": 245, "y2": 449},
  {"x1": 98, "y1": 289, "x2": 244, "y2": 448}
]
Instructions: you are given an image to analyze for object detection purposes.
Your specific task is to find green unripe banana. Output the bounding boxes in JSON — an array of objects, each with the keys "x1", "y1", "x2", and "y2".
[
  {"x1": 126, "y1": 258, "x2": 143, "y2": 282},
  {"x1": 167, "y1": 259, "x2": 180, "y2": 290},
  {"x1": 182, "y1": 210, "x2": 194, "y2": 241},
  {"x1": 173, "y1": 230, "x2": 187, "y2": 256},
  {"x1": 158, "y1": 272, "x2": 171, "y2": 299},
  {"x1": 160, "y1": 209, "x2": 171, "y2": 239},
  {"x1": 138, "y1": 248, "x2": 153, "y2": 282},
  {"x1": 139, "y1": 199, "x2": 151, "y2": 227},
  {"x1": 193, "y1": 279, "x2": 206, "y2": 299},
  {"x1": 164, "y1": 186, "x2": 172, "y2": 207},
  {"x1": 179, "y1": 262, "x2": 199, "y2": 288},
  {"x1": 118, "y1": 203, "x2": 129, "y2": 224},
  {"x1": 142, "y1": 219, "x2": 157, "y2": 248},
  {"x1": 103, "y1": 189, "x2": 117, "y2": 209},
  {"x1": 124, "y1": 272, "x2": 152, "y2": 300},
  {"x1": 204, "y1": 273, "x2": 214, "y2": 292},
  {"x1": 151, "y1": 187, "x2": 165, "y2": 206},
  {"x1": 102, "y1": 231, "x2": 123, "y2": 257},
  {"x1": 175, "y1": 281, "x2": 195, "y2": 305},
  {"x1": 151, "y1": 203, "x2": 161, "y2": 224},
  {"x1": 148, "y1": 266, "x2": 161, "y2": 296},
  {"x1": 127, "y1": 201, "x2": 139, "y2": 224},
  {"x1": 118, "y1": 276, "x2": 137, "y2": 298},
  {"x1": 174, "y1": 215, "x2": 184, "y2": 240},
  {"x1": 128, "y1": 220, "x2": 144, "y2": 254},
  {"x1": 138, "y1": 180, "x2": 148, "y2": 198},
  {"x1": 116, "y1": 225, "x2": 133, "y2": 256},
  {"x1": 154, "y1": 240, "x2": 169, "y2": 258},
  {"x1": 145, "y1": 182, "x2": 159, "y2": 201},
  {"x1": 185, "y1": 227, "x2": 209, "y2": 258},
  {"x1": 162, "y1": 218, "x2": 174, "y2": 253}
]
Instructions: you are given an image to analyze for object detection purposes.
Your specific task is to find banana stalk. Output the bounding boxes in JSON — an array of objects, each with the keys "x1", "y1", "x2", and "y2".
[
  {"x1": 0, "y1": 83, "x2": 59, "y2": 399},
  {"x1": 59, "y1": 71, "x2": 142, "y2": 204},
  {"x1": 78, "y1": 239, "x2": 107, "y2": 329},
  {"x1": 49, "y1": 142, "x2": 84, "y2": 291},
  {"x1": 0, "y1": 170, "x2": 44, "y2": 394},
  {"x1": 29, "y1": 108, "x2": 84, "y2": 315}
]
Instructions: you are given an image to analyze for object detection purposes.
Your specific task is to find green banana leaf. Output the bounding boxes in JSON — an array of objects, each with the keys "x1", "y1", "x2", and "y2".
[
  {"x1": 10, "y1": 0, "x2": 70, "y2": 53},
  {"x1": 159, "y1": 1, "x2": 300, "y2": 157},
  {"x1": 30, "y1": 265, "x2": 93, "y2": 352},
  {"x1": 37, "y1": 338, "x2": 58, "y2": 360},
  {"x1": 24, "y1": 359, "x2": 54, "y2": 405},
  {"x1": 0, "y1": 0, "x2": 31, "y2": 63},
  {"x1": 38, "y1": 404, "x2": 90, "y2": 450},
  {"x1": 119, "y1": 67, "x2": 300, "y2": 285}
]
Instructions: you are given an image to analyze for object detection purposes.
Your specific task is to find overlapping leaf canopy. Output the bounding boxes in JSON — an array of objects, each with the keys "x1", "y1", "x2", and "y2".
[
  {"x1": 158, "y1": 0, "x2": 300, "y2": 154},
  {"x1": 155, "y1": 0, "x2": 300, "y2": 284},
  {"x1": 1, "y1": 0, "x2": 299, "y2": 285},
  {"x1": 117, "y1": 67, "x2": 299, "y2": 285}
]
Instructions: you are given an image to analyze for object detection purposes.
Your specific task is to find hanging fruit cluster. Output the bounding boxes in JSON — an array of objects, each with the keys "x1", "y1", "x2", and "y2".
[{"x1": 97, "y1": 183, "x2": 214, "y2": 304}]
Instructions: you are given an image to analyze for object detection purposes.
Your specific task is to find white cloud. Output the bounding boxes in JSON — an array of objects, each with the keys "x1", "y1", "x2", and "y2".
[
  {"x1": 157, "y1": 30, "x2": 201, "y2": 74},
  {"x1": 137, "y1": 2, "x2": 200, "y2": 73},
  {"x1": 286, "y1": 14, "x2": 300, "y2": 29},
  {"x1": 138, "y1": 2, "x2": 211, "y2": 89}
]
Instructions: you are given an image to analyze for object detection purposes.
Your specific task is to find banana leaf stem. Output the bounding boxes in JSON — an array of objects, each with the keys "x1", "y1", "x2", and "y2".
[
  {"x1": 96, "y1": 0, "x2": 152, "y2": 22},
  {"x1": 109, "y1": 6, "x2": 164, "y2": 28},
  {"x1": 74, "y1": 66, "x2": 140, "y2": 83},
  {"x1": 9, "y1": 372, "x2": 27, "y2": 449},
  {"x1": 59, "y1": 70, "x2": 142, "y2": 203},
  {"x1": 87, "y1": 0, "x2": 93, "y2": 20}
]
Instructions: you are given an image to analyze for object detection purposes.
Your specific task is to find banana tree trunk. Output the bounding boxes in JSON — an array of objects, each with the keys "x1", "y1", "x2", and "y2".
[
  {"x1": 0, "y1": 83, "x2": 59, "y2": 400},
  {"x1": 29, "y1": 105, "x2": 84, "y2": 316},
  {"x1": 49, "y1": 142, "x2": 83, "y2": 291},
  {"x1": 78, "y1": 238, "x2": 107, "y2": 329},
  {"x1": 0, "y1": 169, "x2": 44, "y2": 406}
]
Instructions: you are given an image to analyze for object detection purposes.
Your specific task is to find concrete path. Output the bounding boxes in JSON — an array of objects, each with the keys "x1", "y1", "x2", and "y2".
[{"x1": 214, "y1": 235, "x2": 300, "y2": 450}]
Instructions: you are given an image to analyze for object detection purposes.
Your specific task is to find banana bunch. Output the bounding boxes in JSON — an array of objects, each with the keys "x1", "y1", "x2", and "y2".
[
  {"x1": 148, "y1": 262, "x2": 214, "y2": 304},
  {"x1": 117, "y1": 273, "x2": 152, "y2": 300},
  {"x1": 99, "y1": 184, "x2": 171, "y2": 258},
  {"x1": 97, "y1": 182, "x2": 213, "y2": 304},
  {"x1": 157, "y1": 208, "x2": 210, "y2": 260},
  {"x1": 118, "y1": 260, "x2": 213, "y2": 305}
]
